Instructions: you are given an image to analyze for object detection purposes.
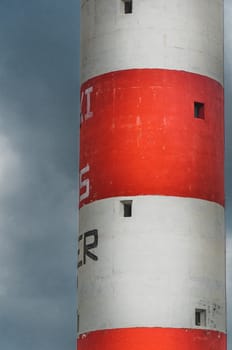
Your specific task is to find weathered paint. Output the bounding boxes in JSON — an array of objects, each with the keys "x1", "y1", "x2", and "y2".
[
  {"x1": 81, "y1": 0, "x2": 223, "y2": 84},
  {"x1": 80, "y1": 69, "x2": 224, "y2": 208},
  {"x1": 79, "y1": 1, "x2": 226, "y2": 349},
  {"x1": 78, "y1": 328, "x2": 226, "y2": 350},
  {"x1": 78, "y1": 196, "x2": 226, "y2": 334}
]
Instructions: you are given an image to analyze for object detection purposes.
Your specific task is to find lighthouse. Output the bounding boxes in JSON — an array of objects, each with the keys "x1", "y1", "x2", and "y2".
[{"x1": 78, "y1": 1, "x2": 226, "y2": 349}]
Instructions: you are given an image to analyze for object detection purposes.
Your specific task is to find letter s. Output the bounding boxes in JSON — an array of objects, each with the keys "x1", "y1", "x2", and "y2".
[{"x1": 80, "y1": 164, "x2": 90, "y2": 202}]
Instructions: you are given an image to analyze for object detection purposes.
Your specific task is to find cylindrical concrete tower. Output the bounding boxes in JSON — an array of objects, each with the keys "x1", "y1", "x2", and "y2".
[{"x1": 78, "y1": 1, "x2": 226, "y2": 349}]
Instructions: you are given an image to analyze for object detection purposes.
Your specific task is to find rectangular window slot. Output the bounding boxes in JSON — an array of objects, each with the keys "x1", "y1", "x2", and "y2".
[
  {"x1": 195, "y1": 309, "x2": 206, "y2": 327},
  {"x1": 123, "y1": 0, "x2": 133, "y2": 14},
  {"x1": 121, "y1": 200, "x2": 132, "y2": 217},
  {"x1": 194, "y1": 101, "x2": 205, "y2": 119},
  {"x1": 77, "y1": 312, "x2": 80, "y2": 333}
]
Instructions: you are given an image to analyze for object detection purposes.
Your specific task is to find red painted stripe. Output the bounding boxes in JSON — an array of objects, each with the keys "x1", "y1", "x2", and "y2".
[
  {"x1": 77, "y1": 328, "x2": 226, "y2": 350},
  {"x1": 80, "y1": 69, "x2": 224, "y2": 207}
]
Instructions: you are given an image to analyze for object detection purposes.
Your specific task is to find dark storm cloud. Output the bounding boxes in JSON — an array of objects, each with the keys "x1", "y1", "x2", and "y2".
[{"x1": 0, "y1": 1, "x2": 79, "y2": 349}]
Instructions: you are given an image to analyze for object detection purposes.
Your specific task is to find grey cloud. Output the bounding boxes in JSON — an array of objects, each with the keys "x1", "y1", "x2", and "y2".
[{"x1": 0, "y1": 0, "x2": 79, "y2": 349}]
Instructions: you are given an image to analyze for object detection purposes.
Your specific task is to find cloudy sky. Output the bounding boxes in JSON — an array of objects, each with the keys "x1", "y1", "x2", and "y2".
[
  {"x1": 0, "y1": 1, "x2": 231, "y2": 350},
  {"x1": 0, "y1": 1, "x2": 78, "y2": 349}
]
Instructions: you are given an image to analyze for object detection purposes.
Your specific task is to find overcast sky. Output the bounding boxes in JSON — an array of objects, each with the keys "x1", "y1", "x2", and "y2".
[
  {"x1": 0, "y1": 1, "x2": 231, "y2": 350},
  {"x1": 0, "y1": 1, "x2": 78, "y2": 349}
]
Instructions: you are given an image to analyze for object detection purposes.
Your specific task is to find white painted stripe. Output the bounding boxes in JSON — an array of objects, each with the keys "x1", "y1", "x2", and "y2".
[
  {"x1": 78, "y1": 196, "x2": 226, "y2": 334},
  {"x1": 81, "y1": 0, "x2": 223, "y2": 84}
]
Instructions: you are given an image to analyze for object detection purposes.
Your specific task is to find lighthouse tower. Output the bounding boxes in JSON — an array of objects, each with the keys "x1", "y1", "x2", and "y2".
[{"x1": 78, "y1": 1, "x2": 226, "y2": 349}]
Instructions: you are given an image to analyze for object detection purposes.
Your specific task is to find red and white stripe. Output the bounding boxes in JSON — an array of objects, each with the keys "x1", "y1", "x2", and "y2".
[{"x1": 78, "y1": 1, "x2": 226, "y2": 349}]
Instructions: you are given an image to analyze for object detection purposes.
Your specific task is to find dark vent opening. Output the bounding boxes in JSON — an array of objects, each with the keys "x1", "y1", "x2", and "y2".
[
  {"x1": 194, "y1": 101, "x2": 205, "y2": 119},
  {"x1": 124, "y1": 0, "x2": 133, "y2": 14},
  {"x1": 121, "y1": 200, "x2": 132, "y2": 217},
  {"x1": 195, "y1": 309, "x2": 206, "y2": 326}
]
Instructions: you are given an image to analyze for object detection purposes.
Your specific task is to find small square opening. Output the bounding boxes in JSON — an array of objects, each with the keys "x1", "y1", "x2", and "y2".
[
  {"x1": 123, "y1": 0, "x2": 133, "y2": 14},
  {"x1": 121, "y1": 200, "x2": 132, "y2": 217},
  {"x1": 194, "y1": 101, "x2": 205, "y2": 119},
  {"x1": 195, "y1": 309, "x2": 206, "y2": 327}
]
